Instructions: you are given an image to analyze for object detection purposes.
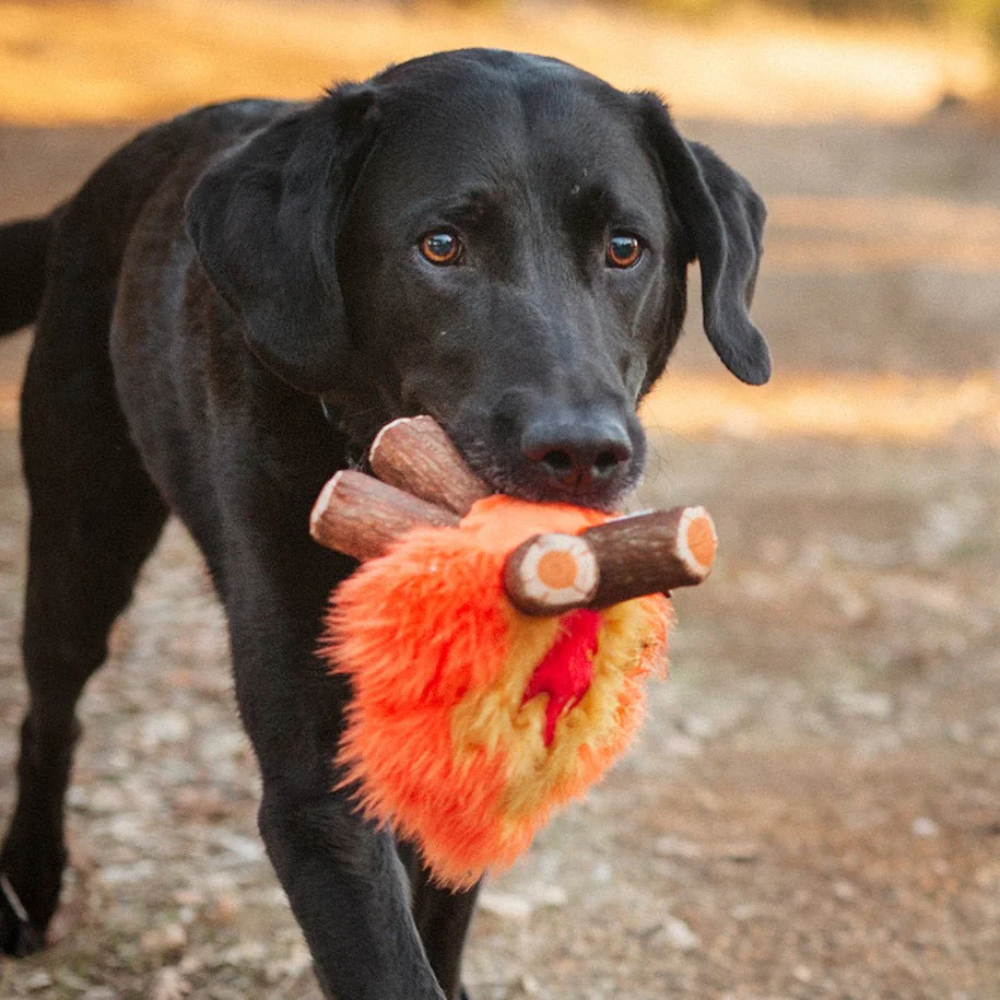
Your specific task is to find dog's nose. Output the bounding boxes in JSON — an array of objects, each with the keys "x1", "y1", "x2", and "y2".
[{"x1": 521, "y1": 415, "x2": 633, "y2": 494}]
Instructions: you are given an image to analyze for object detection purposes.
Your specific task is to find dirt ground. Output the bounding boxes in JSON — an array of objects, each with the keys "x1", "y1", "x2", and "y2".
[{"x1": 1, "y1": 23, "x2": 999, "y2": 1000}]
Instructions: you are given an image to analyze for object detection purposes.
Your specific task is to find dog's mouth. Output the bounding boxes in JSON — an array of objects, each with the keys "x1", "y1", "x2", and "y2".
[
  {"x1": 444, "y1": 426, "x2": 643, "y2": 514},
  {"x1": 483, "y1": 470, "x2": 637, "y2": 512},
  {"x1": 343, "y1": 402, "x2": 642, "y2": 513}
]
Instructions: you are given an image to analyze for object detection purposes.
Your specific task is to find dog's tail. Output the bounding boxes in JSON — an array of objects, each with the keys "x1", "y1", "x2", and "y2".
[{"x1": 0, "y1": 214, "x2": 56, "y2": 336}]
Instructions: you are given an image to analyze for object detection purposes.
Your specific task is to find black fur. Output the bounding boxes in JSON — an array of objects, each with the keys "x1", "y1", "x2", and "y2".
[
  {"x1": 0, "y1": 50, "x2": 767, "y2": 997},
  {"x1": 0, "y1": 215, "x2": 57, "y2": 335}
]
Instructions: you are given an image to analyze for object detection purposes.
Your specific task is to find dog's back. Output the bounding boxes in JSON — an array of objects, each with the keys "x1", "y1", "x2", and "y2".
[{"x1": 0, "y1": 99, "x2": 288, "y2": 342}]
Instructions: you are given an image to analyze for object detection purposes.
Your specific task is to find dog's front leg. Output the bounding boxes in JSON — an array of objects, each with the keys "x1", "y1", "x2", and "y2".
[
  {"x1": 258, "y1": 785, "x2": 441, "y2": 1000},
  {"x1": 224, "y1": 547, "x2": 445, "y2": 1000}
]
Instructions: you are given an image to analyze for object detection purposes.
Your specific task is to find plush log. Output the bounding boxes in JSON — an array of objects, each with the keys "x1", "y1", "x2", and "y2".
[
  {"x1": 309, "y1": 469, "x2": 459, "y2": 561},
  {"x1": 369, "y1": 415, "x2": 490, "y2": 515},
  {"x1": 311, "y1": 416, "x2": 707, "y2": 887},
  {"x1": 503, "y1": 505, "x2": 716, "y2": 616},
  {"x1": 309, "y1": 417, "x2": 717, "y2": 614}
]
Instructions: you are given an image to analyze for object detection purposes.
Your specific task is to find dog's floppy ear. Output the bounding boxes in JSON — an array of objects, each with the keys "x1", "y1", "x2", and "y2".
[
  {"x1": 636, "y1": 93, "x2": 770, "y2": 385},
  {"x1": 186, "y1": 87, "x2": 378, "y2": 394}
]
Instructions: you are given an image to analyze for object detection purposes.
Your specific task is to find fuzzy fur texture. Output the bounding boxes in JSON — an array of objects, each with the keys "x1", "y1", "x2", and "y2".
[{"x1": 323, "y1": 496, "x2": 671, "y2": 887}]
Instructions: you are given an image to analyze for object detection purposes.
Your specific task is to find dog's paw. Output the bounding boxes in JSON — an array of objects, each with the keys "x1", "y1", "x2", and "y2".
[{"x1": 0, "y1": 873, "x2": 46, "y2": 957}]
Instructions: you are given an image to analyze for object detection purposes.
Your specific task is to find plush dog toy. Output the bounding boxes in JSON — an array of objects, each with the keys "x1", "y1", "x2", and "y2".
[{"x1": 310, "y1": 417, "x2": 716, "y2": 887}]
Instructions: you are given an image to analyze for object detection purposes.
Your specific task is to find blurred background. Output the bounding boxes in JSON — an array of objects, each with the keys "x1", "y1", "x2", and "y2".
[{"x1": 0, "y1": 2, "x2": 998, "y2": 998}]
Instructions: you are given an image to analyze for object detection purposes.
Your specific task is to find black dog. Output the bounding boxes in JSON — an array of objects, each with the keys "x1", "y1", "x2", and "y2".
[{"x1": 0, "y1": 49, "x2": 768, "y2": 998}]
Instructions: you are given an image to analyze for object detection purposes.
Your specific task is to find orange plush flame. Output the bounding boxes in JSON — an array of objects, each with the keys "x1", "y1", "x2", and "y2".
[{"x1": 322, "y1": 496, "x2": 671, "y2": 888}]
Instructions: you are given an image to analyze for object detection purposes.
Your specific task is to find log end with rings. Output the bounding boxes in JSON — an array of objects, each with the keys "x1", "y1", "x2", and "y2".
[{"x1": 503, "y1": 505, "x2": 717, "y2": 617}]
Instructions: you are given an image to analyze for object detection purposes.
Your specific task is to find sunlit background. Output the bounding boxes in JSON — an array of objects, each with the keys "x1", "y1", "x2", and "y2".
[
  {"x1": 0, "y1": 0, "x2": 998, "y2": 123},
  {"x1": 0, "y1": 2, "x2": 998, "y2": 998}
]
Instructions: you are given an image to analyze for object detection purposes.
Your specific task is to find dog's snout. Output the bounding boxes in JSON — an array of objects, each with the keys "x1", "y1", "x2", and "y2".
[{"x1": 521, "y1": 416, "x2": 633, "y2": 494}]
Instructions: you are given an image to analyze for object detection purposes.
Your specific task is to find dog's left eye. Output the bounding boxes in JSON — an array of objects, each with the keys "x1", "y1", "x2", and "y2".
[
  {"x1": 606, "y1": 233, "x2": 642, "y2": 269},
  {"x1": 420, "y1": 231, "x2": 463, "y2": 265}
]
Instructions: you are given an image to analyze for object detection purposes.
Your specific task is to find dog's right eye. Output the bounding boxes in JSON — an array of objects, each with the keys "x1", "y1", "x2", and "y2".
[
  {"x1": 606, "y1": 233, "x2": 643, "y2": 269},
  {"x1": 420, "y1": 232, "x2": 463, "y2": 266}
]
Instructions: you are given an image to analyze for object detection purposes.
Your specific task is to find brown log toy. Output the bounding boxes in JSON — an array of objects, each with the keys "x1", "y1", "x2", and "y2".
[
  {"x1": 503, "y1": 505, "x2": 715, "y2": 615},
  {"x1": 369, "y1": 416, "x2": 491, "y2": 514},
  {"x1": 309, "y1": 470, "x2": 459, "y2": 561},
  {"x1": 309, "y1": 417, "x2": 717, "y2": 615}
]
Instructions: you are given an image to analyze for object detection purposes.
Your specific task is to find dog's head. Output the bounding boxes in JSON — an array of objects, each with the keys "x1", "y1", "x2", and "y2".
[{"x1": 187, "y1": 49, "x2": 769, "y2": 509}]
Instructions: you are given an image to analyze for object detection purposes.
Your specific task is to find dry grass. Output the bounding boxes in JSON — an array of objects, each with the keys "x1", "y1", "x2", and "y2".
[{"x1": 0, "y1": 0, "x2": 993, "y2": 125}]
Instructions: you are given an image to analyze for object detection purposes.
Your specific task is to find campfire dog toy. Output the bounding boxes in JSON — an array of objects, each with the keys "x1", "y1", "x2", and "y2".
[{"x1": 309, "y1": 416, "x2": 716, "y2": 887}]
